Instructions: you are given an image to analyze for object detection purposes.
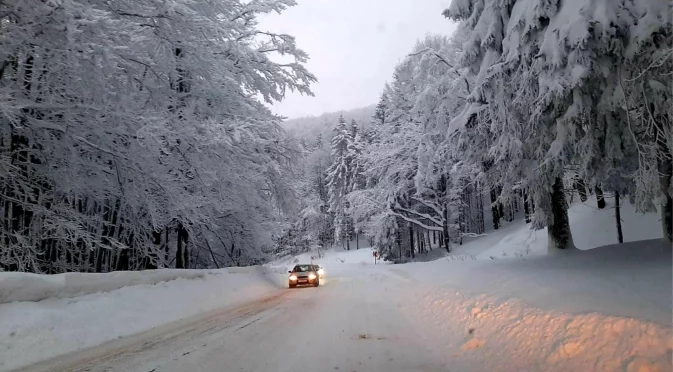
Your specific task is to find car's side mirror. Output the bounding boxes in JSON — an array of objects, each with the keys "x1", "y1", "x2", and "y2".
[{"x1": 288, "y1": 270, "x2": 292, "y2": 273}]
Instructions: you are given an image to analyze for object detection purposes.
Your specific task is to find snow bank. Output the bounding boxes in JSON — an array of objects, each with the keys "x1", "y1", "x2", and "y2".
[
  {"x1": 453, "y1": 196, "x2": 663, "y2": 259},
  {"x1": 392, "y1": 239, "x2": 672, "y2": 371},
  {"x1": 0, "y1": 266, "x2": 275, "y2": 304},
  {"x1": 396, "y1": 239, "x2": 672, "y2": 325},
  {"x1": 0, "y1": 268, "x2": 284, "y2": 371},
  {"x1": 407, "y1": 284, "x2": 672, "y2": 372}
]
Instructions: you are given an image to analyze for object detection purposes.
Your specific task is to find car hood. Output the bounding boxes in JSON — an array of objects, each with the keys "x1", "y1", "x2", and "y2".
[{"x1": 293, "y1": 272, "x2": 314, "y2": 277}]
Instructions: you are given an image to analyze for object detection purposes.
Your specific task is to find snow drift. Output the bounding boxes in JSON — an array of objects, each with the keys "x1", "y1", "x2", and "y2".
[
  {"x1": 0, "y1": 266, "x2": 275, "y2": 304},
  {"x1": 0, "y1": 268, "x2": 285, "y2": 371},
  {"x1": 391, "y1": 239, "x2": 672, "y2": 371},
  {"x1": 452, "y1": 196, "x2": 664, "y2": 260}
]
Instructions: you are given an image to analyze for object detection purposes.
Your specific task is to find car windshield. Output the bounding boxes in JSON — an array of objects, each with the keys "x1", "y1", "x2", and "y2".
[{"x1": 293, "y1": 265, "x2": 312, "y2": 273}]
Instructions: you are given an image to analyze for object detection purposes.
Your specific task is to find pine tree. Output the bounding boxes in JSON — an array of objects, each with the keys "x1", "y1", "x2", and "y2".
[
  {"x1": 326, "y1": 115, "x2": 354, "y2": 247},
  {"x1": 444, "y1": 0, "x2": 672, "y2": 250}
]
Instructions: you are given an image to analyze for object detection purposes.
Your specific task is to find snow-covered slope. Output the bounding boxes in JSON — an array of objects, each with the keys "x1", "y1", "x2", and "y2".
[
  {"x1": 387, "y1": 238, "x2": 672, "y2": 371},
  {"x1": 452, "y1": 196, "x2": 663, "y2": 259},
  {"x1": 397, "y1": 239, "x2": 671, "y2": 324}
]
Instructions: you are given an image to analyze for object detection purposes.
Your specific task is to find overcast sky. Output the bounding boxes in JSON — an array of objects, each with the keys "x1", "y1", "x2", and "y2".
[{"x1": 260, "y1": 0, "x2": 458, "y2": 119}]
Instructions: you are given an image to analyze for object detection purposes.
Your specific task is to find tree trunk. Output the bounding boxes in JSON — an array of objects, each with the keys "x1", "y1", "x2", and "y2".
[
  {"x1": 145, "y1": 230, "x2": 162, "y2": 270},
  {"x1": 523, "y1": 189, "x2": 531, "y2": 223},
  {"x1": 176, "y1": 223, "x2": 189, "y2": 269},
  {"x1": 595, "y1": 185, "x2": 606, "y2": 209},
  {"x1": 408, "y1": 224, "x2": 415, "y2": 259},
  {"x1": 575, "y1": 177, "x2": 588, "y2": 202},
  {"x1": 662, "y1": 190, "x2": 673, "y2": 243},
  {"x1": 442, "y1": 207, "x2": 450, "y2": 252},
  {"x1": 496, "y1": 186, "x2": 504, "y2": 219},
  {"x1": 653, "y1": 117, "x2": 672, "y2": 242},
  {"x1": 176, "y1": 227, "x2": 184, "y2": 269},
  {"x1": 548, "y1": 177, "x2": 574, "y2": 250},
  {"x1": 460, "y1": 187, "x2": 467, "y2": 236},
  {"x1": 490, "y1": 188, "x2": 500, "y2": 229},
  {"x1": 615, "y1": 191, "x2": 623, "y2": 244},
  {"x1": 356, "y1": 233, "x2": 359, "y2": 250},
  {"x1": 478, "y1": 188, "x2": 485, "y2": 233},
  {"x1": 164, "y1": 229, "x2": 170, "y2": 266},
  {"x1": 396, "y1": 227, "x2": 402, "y2": 260},
  {"x1": 95, "y1": 247, "x2": 105, "y2": 273},
  {"x1": 115, "y1": 249, "x2": 129, "y2": 271}
]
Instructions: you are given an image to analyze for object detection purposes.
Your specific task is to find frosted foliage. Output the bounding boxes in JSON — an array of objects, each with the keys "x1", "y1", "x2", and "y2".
[
  {"x1": 445, "y1": 0, "x2": 672, "y2": 245},
  {"x1": 326, "y1": 116, "x2": 354, "y2": 240},
  {"x1": 0, "y1": 0, "x2": 316, "y2": 272},
  {"x1": 347, "y1": 31, "x2": 483, "y2": 249}
]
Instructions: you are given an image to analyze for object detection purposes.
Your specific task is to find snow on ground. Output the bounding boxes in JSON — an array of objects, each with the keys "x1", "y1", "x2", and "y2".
[
  {"x1": 389, "y1": 239, "x2": 672, "y2": 371},
  {"x1": 451, "y1": 196, "x2": 664, "y2": 259},
  {"x1": 394, "y1": 239, "x2": 672, "y2": 324},
  {"x1": 0, "y1": 268, "x2": 287, "y2": 371},
  {"x1": 0, "y1": 269, "x2": 215, "y2": 304},
  {"x1": 1, "y1": 198, "x2": 669, "y2": 371},
  {"x1": 263, "y1": 198, "x2": 672, "y2": 370}
]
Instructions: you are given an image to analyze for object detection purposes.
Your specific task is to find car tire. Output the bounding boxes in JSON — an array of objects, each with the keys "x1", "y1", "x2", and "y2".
[
  {"x1": 289, "y1": 283, "x2": 296, "y2": 288},
  {"x1": 313, "y1": 280, "x2": 319, "y2": 287}
]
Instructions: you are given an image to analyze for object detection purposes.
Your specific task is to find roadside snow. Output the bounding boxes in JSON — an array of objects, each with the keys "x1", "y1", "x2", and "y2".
[
  {"x1": 1, "y1": 198, "x2": 669, "y2": 372},
  {"x1": 452, "y1": 196, "x2": 663, "y2": 259},
  {"x1": 404, "y1": 279, "x2": 672, "y2": 372},
  {"x1": 387, "y1": 239, "x2": 672, "y2": 371},
  {"x1": 0, "y1": 268, "x2": 285, "y2": 371},
  {"x1": 394, "y1": 239, "x2": 672, "y2": 325},
  {"x1": 0, "y1": 269, "x2": 213, "y2": 304}
]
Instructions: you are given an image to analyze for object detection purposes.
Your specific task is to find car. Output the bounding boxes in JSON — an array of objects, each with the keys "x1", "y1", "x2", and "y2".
[{"x1": 288, "y1": 264, "x2": 321, "y2": 288}]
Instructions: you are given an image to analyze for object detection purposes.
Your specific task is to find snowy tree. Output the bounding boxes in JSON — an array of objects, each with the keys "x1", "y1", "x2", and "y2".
[
  {"x1": 347, "y1": 121, "x2": 366, "y2": 193},
  {"x1": 326, "y1": 115, "x2": 354, "y2": 248},
  {"x1": 0, "y1": 0, "x2": 316, "y2": 272},
  {"x1": 347, "y1": 30, "x2": 489, "y2": 256},
  {"x1": 444, "y1": 0, "x2": 673, "y2": 250},
  {"x1": 294, "y1": 133, "x2": 333, "y2": 249}
]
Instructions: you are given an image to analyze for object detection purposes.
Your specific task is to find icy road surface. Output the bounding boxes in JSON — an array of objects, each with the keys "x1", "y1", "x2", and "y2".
[{"x1": 17, "y1": 269, "x2": 448, "y2": 372}]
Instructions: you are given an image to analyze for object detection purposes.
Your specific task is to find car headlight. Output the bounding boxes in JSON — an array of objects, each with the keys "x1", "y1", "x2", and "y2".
[
  {"x1": 317, "y1": 269, "x2": 324, "y2": 275},
  {"x1": 289, "y1": 275, "x2": 297, "y2": 281},
  {"x1": 308, "y1": 273, "x2": 317, "y2": 280}
]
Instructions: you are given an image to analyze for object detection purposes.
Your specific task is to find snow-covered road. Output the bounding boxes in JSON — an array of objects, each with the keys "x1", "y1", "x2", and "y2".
[
  {"x1": 17, "y1": 268, "x2": 449, "y2": 372},
  {"x1": 10, "y1": 258, "x2": 673, "y2": 372}
]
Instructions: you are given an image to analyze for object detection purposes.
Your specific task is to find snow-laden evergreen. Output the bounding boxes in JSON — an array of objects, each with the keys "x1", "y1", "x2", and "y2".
[
  {"x1": 341, "y1": 0, "x2": 671, "y2": 259},
  {"x1": 444, "y1": 0, "x2": 672, "y2": 248}
]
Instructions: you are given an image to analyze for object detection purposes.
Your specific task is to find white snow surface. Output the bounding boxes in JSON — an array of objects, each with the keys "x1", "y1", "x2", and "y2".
[
  {"x1": 0, "y1": 268, "x2": 286, "y2": 371},
  {"x1": 0, "y1": 269, "x2": 217, "y2": 304},
  {"x1": 452, "y1": 196, "x2": 664, "y2": 259},
  {"x1": 1, "y1": 199, "x2": 670, "y2": 372}
]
